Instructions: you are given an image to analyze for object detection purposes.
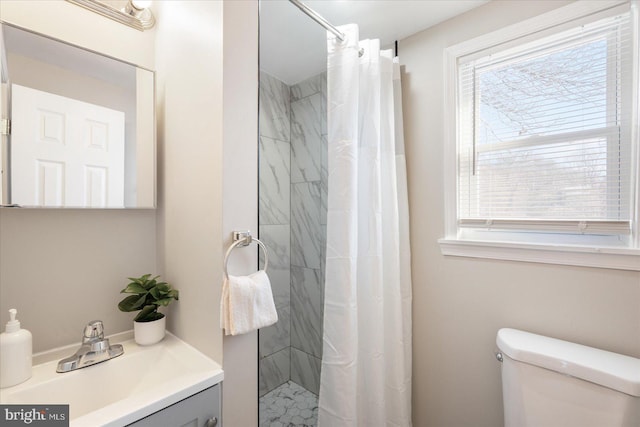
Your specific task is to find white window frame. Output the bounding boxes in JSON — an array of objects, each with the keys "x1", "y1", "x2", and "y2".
[{"x1": 440, "y1": 0, "x2": 640, "y2": 271}]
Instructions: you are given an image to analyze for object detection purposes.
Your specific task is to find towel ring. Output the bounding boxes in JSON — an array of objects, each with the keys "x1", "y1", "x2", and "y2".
[{"x1": 223, "y1": 235, "x2": 269, "y2": 279}]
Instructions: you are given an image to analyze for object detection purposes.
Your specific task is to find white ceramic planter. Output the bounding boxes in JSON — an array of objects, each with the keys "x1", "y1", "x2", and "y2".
[{"x1": 134, "y1": 317, "x2": 166, "y2": 346}]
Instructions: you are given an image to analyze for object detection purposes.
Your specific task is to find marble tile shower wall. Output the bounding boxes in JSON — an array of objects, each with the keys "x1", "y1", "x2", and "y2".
[
  {"x1": 259, "y1": 72, "x2": 292, "y2": 397},
  {"x1": 290, "y1": 73, "x2": 326, "y2": 396},
  {"x1": 258, "y1": 71, "x2": 327, "y2": 398}
]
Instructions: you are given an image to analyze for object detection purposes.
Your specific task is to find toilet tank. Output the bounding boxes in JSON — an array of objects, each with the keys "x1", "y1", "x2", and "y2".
[{"x1": 496, "y1": 328, "x2": 640, "y2": 427}]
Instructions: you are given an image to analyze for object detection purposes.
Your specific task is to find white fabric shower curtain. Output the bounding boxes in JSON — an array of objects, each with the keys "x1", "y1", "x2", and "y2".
[{"x1": 318, "y1": 24, "x2": 412, "y2": 427}]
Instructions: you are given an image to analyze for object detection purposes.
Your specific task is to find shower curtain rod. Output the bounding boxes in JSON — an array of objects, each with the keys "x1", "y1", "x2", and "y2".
[{"x1": 289, "y1": 0, "x2": 346, "y2": 42}]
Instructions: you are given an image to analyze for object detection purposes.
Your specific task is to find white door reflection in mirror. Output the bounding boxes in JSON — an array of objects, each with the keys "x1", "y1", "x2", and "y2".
[{"x1": 11, "y1": 84, "x2": 125, "y2": 207}]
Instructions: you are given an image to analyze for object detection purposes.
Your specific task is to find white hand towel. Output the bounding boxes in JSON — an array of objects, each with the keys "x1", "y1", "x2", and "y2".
[{"x1": 220, "y1": 270, "x2": 278, "y2": 336}]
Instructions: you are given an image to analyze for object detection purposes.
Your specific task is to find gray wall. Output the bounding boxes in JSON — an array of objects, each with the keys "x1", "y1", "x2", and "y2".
[
  {"x1": 221, "y1": 3, "x2": 260, "y2": 424},
  {"x1": 0, "y1": 209, "x2": 156, "y2": 352},
  {"x1": 401, "y1": 1, "x2": 640, "y2": 426},
  {"x1": 154, "y1": 0, "x2": 224, "y2": 365},
  {"x1": 258, "y1": 71, "x2": 327, "y2": 396}
]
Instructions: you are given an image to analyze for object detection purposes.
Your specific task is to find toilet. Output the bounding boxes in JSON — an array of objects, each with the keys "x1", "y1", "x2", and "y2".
[{"x1": 496, "y1": 328, "x2": 640, "y2": 427}]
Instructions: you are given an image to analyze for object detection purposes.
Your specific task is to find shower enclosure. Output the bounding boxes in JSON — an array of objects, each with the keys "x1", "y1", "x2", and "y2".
[
  {"x1": 257, "y1": 20, "x2": 327, "y2": 424},
  {"x1": 257, "y1": 2, "x2": 413, "y2": 425}
]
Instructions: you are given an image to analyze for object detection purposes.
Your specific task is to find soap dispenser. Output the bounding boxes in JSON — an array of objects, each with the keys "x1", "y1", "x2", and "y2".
[{"x1": 0, "y1": 309, "x2": 32, "y2": 388}]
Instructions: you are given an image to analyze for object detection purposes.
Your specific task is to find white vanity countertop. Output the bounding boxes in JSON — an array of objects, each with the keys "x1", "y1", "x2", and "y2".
[{"x1": 0, "y1": 332, "x2": 224, "y2": 427}]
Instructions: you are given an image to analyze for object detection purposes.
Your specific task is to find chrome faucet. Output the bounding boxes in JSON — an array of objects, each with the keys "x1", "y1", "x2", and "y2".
[{"x1": 56, "y1": 320, "x2": 124, "y2": 373}]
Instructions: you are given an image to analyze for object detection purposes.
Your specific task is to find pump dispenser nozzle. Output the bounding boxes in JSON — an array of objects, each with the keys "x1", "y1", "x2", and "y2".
[{"x1": 5, "y1": 309, "x2": 20, "y2": 333}]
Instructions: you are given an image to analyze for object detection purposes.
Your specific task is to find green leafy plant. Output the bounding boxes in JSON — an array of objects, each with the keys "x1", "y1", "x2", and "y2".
[{"x1": 118, "y1": 274, "x2": 179, "y2": 322}]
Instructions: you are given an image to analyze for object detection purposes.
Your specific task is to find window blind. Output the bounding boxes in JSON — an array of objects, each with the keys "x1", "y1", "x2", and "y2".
[{"x1": 457, "y1": 12, "x2": 634, "y2": 235}]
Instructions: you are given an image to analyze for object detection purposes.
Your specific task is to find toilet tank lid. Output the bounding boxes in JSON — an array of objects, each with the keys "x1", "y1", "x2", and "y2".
[{"x1": 497, "y1": 328, "x2": 640, "y2": 397}]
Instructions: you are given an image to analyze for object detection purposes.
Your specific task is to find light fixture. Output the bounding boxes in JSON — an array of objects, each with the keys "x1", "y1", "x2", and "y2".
[{"x1": 66, "y1": 0, "x2": 155, "y2": 31}]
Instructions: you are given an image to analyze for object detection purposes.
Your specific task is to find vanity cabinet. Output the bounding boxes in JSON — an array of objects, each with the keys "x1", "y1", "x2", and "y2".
[{"x1": 127, "y1": 384, "x2": 221, "y2": 427}]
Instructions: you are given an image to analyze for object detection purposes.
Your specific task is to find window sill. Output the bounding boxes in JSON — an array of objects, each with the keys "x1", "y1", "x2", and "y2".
[{"x1": 438, "y1": 238, "x2": 640, "y2": 271}]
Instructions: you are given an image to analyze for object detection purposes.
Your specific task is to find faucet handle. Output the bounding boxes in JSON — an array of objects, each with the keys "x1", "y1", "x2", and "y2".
[{"x1": 83, "y1": 320, "x2": 104, "y2": 342}]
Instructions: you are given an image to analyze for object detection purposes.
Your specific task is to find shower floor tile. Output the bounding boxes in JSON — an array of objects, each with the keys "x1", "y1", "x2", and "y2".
[{"x1": 259, "y1": 381, "x2": 318, "y2": 427}]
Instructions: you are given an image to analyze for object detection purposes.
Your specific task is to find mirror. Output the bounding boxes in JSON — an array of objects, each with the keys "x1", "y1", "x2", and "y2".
[{"x1": 0, "y1": 22, "x2": 155, "y2": 208}]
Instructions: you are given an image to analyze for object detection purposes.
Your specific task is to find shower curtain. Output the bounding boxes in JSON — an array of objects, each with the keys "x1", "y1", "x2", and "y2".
[{"x1": 318, "y1": 24, "x2": 412, "y2": 427}]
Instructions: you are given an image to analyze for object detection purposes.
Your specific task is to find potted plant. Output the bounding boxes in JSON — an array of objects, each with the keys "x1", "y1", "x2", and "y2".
[{"x1": 118, "y1": 274, "x2": 179, "y2": 345}]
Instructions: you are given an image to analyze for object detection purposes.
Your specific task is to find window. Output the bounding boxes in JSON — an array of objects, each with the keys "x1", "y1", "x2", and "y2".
[{"x1": 441, "y1": 2, "x2": 640, "y2": 270}]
